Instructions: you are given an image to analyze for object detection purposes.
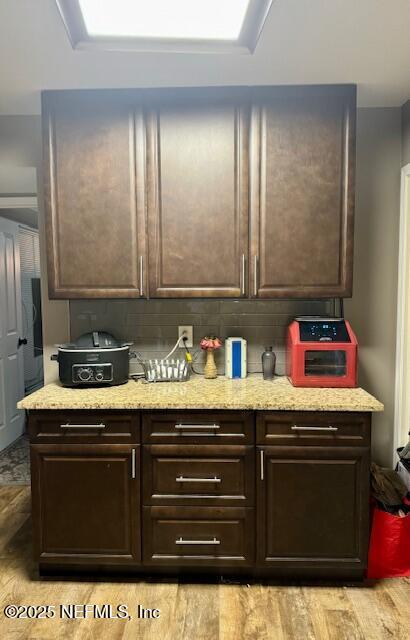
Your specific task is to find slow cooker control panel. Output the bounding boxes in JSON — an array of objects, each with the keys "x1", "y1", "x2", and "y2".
[{"x1": 72, "y1": 363, "x2": 113, "y2": 384}]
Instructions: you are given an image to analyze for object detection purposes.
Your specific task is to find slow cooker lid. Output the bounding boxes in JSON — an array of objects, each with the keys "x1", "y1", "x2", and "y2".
[
  {"x1": 58, "y1": 331, "x2": 130, "y2": 350},
  {"x1": 75, "y1": 331, "x2": 120, "y2": 349}
]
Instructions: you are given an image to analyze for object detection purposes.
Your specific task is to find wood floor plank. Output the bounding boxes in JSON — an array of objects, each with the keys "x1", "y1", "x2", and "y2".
[
  {"x1": 277, "y1": 586, "x2": 316, "y2": 640},
  {"x1": 0, "y1": 486, "x2": 25, "y2": 514},
  {"x1": 219, "y1": 584, "x2": 272, "y2": 640},
  {"x1": 325, "y1": 609, "x2": 365, "y2": 640},
  {"x1": 345, "y1": 582, "x2": 402, "y2": 640},
  {"x1": 172, "y1": 583, "x2": 219, "y2": 640}
]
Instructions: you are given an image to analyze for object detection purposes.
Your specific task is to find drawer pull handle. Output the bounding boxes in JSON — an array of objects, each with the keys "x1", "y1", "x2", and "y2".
[
  {"x1": 60, "y1": 423, "x2": 106, "y2": 429},
  {"x1": 174, "y1": 423, "x2": 220, "y2": 430},
  {"x1": 176, "y1": 476, "x2": 221, "y2": 484},
  {"x1": 175, "y1": 537, "x2": 220, "y2": 546},
  {"x1": 291, "y1": 425, "x2": 338, "y2": 432}
]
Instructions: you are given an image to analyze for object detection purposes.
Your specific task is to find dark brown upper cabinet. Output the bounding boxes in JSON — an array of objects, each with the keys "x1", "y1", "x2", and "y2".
[
  {"x1": 42, "y1": 85, "x2": 356, "y2": 300},
  {"x1": 249, "y1": 85, "x2": 356, "y2": 298},
  {"x1": 145, "y1": 88, "x2": 250, "y2": 298},
  {"x1": 42, "y1": 91, "x2": 147, "y2": 298}
]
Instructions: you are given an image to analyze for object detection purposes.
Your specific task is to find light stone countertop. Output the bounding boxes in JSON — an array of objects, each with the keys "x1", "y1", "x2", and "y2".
[{"x1": 17, "y1": 374, "x2": 384, "y2": 412}]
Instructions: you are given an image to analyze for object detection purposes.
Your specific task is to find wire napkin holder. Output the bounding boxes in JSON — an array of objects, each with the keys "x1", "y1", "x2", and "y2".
[{"x1": 137, "y1": 356, "x2": 190, "y2": 383}]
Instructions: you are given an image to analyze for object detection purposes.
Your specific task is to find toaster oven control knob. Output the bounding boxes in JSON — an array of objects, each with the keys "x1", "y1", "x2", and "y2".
[
  {"x1": 95, "y1": 372, "x2": 104, "y2": 382},
  {"x1": 77, "y1": 367, "x2": 93, "y2": 382}
]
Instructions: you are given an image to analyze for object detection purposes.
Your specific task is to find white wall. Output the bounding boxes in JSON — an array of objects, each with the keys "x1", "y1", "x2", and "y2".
[
  {"x1": 0, "y1": 115, "x2": 69, "y2": 383},
  {"x1": 345, "y1": 108, "x2": 401, "y2": 466}
]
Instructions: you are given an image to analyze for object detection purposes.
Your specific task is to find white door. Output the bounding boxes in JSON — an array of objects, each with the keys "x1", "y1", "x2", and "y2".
[{"x1": 0, "y1": 217, "x2": 25, "y2": 451}]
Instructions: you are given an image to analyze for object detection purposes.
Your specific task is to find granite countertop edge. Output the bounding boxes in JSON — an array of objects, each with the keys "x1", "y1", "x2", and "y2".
[{"x1": 17, "y1": 375, "x2": 384, "y2": 413}]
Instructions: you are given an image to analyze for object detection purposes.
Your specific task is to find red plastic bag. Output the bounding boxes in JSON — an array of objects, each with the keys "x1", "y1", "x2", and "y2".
[{"x1": 367, "y1": 507, "x2": 410, "y2": 578}]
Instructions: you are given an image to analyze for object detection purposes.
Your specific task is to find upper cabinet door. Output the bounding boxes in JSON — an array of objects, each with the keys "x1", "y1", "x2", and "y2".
[
  {"x1": 145, "y1": 89, "x2": 250, "y2": 298},
  {"x1": 42, "y1": 91, "x2": 146, "y2": 298},
  {"x1": 250, "y1": 85, "x2": 356, "y2": 298}
]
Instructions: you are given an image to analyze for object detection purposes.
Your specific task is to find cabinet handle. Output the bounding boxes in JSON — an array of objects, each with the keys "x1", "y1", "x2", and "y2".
[
  {"x1": 260, "y1": 449, "x2": 264, "y2": 481},
  {"x1": 131, "y1": 448, "x2": 136, "y2": 479},
  {"x1": 241, "y1": 254, "x2": 246, "y2": 295},
  {"x1": 175, "y1": 537, "x2": 220, "y2": 546},
  {"x1": 291, "y1": 425, "x2": 339, "y2": 432},
  {"x1": 139, "y1": 255, "x2": 144, "y2": 297},
  {"x1": 254, "y1": 255, "x2": 258, "y2": 296},
  {"x1": 176, "y1": 476, "x2": 221, "y2": 483},
  {"x1": 174, "y1": 423, "x2": 220, "y2": 430},
  {"x1": 60, "y1": 423, "x2": 105, "y2": 429}
]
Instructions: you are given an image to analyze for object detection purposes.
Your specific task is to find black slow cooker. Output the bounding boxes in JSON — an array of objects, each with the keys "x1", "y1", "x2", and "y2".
[{"x1": 51, "y1": 331, "x2": 135, "y2": 387}]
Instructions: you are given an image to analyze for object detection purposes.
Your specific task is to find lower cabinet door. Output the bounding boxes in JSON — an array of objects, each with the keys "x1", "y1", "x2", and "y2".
[
  {"x1": 257, "y1": 446, "x2": 370, "y2": 574},
  {"x1": 143, "y1": 506, "x2": 254, "y2": 567},
  {"x1": 30, "y1": 444, "x2": 140, "y2": 565}
]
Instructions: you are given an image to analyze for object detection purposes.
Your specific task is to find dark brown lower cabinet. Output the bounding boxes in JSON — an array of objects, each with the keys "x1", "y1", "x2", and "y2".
[
  {"x1": 256, "y1": 445, "x2": 370, "y2": 577},
  {"x1": 30, "y1": 444, "x2": 141, "y2": 566},
  {"x1": 29, "y1": 410, "x2": 372, "y2": 580}
]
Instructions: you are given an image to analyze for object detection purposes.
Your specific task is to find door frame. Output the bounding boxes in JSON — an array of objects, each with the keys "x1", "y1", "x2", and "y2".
[{"x1": 394, "y1": 163, "x2": 410, "y2": 458}]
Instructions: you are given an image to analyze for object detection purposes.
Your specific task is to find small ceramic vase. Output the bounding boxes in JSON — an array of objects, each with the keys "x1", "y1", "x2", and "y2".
[{"x1": 204, "y1": 349, "x2": 217, "y2": 379}]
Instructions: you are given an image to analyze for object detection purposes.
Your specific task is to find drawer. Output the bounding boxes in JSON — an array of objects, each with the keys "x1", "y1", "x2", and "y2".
[
  {"x1": 256, "y1": 412, "x2": 371, "y2": 447},
  {"x1": 143, "y1": 445, "x2": 254, "y2": 506},
  {"x1": 142, "y1": 411, "x2": 254, "y2": 444},
  {"x1": 142, "y1": 506, "x2": 254, "y2": 566},
  {"x1": 28, "y1": 411, "x2": 140, "y2": 444}
]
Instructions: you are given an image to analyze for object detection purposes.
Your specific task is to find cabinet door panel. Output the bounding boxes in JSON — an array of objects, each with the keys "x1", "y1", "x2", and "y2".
[
  {"x1": 146, "y1": 89, "x2": 249, "y2": 297},
  {"x1": 250, "y1": 85, "x2": 356, "y2": 298},
  {"x1": 257, "y1": 446, "x2": 369, "y2": 570},
  {"x1": 43, "y1": 91, "x2": 146, "y2": 298},
  {"x1": 31, "y1": 444, "x2": 140, "y2": 565}
]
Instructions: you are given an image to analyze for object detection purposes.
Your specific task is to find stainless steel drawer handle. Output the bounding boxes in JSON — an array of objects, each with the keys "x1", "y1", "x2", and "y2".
[
  {"x1": 241, "y1": 253, "x2": 246, "y2": 295},
  {"x1": 291, "y1": 425, "x2": 338, "y2": 432},
  {"x1": 175, "y1": 537, "x2": 220, "y2": 546},
  {"x1": 174, "y1": 424, "x2": 220, "y2": 430},
  {"x1": 176, "y1": 476, "x2": 221, "y2": 484},
  {"x1": 60, "y1": 423, "x2": 106, "y2": 429}
]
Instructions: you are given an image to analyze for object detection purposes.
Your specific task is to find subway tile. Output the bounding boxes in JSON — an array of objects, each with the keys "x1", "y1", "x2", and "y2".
[
  {"x1": 221, "y1": 313, "x2": 304, "y2": 327},
  {"x1": 126, "y1": 313, "x2": 201, "y2": 326},
  {"x1": 132, "y1": 326, "x2": 178, "y2": 339},
  {"x1": 219, "y1": 299, "x2": 332, "y2": 314},
  {"x1": 222, "y1": 326, "x2": 283, "y2": 342},
  {"x1": 129, "y1": 300, "x2": 221, "y2": 314}
]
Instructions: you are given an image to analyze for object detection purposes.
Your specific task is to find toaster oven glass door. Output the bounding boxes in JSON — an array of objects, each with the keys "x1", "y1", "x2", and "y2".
[{"x1": 304, "y1": 351, "x2": 347, "y2": 377}]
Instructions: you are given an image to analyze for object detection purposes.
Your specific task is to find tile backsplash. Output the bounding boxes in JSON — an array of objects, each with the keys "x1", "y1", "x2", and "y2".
[{"x1": 69, "y1": 299, "x2": 335, "y2": 375}]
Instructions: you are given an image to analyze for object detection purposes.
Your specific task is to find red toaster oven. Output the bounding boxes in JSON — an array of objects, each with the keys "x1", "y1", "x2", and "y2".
[{"x1": 286, "y1": 317, "x2": 358, "y2": 388}]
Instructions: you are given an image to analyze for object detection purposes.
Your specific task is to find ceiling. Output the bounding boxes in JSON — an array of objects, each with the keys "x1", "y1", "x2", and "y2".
[{"x1": 1, "y1": 0, "x2": 410, "y2": 114}]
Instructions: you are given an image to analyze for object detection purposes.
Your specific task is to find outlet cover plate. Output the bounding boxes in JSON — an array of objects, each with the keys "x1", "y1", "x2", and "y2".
[{"x1": 178, "y1": 325, "x2": 193, "y2": 348}]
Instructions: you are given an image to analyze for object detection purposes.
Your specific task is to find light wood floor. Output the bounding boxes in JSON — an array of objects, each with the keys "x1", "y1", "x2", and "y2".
[{"x1": 1, "y1": 486, "x2": 409, "y2": 640}]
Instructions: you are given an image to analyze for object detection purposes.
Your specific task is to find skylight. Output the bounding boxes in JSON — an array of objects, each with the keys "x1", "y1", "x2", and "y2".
[
  {"x1": 78, "y1": 0, "x2": 250, "y2": 41},
  {"x1": 56, "y1": 0, "x2": 273, "y2": 54}
]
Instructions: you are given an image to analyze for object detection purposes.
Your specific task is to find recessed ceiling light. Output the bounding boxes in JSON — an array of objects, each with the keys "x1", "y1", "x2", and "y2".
[
  {"x1": 56, "y1": 0, "x2": 273, "y2": 53},
  {"x1": 78, "y1": 0, "x2": 250, "y2": 41}
]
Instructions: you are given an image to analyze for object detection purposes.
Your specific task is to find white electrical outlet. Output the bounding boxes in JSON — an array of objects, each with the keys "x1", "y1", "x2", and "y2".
[{"x1": 178, "y1": 325, "x2": 193, "y2": 348}]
